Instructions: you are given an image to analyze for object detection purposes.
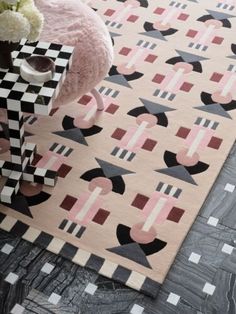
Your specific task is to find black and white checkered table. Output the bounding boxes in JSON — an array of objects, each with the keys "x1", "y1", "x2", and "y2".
[{"x1": 0, "y1": 39, "x2": 74, "y2": 203}]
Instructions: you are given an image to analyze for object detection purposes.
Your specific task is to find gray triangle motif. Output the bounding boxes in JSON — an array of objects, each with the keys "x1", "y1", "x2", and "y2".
[
  {"x1": 53, "y1": 129, "x2": 88, "y2": 145},
  {"x1": 140, "y1": 98, "x2": 175, "y2": 114},
  {"x1": 175, "y1": 50, "x2": 208, "y2": 63},
  {"x1": 228, "y1": 55, "x2": 236, "y2": 60},
  {"x1": 207, "y1": 9, "x2": 235, "y2": 20},
  {"x1": 195, "y1": 104, "x2": 232, "y2": 119},
  {"x1": 95, "y1": 158, "x2": 134, "y2": 178},
  {"x1": 139, "y1": 30, "x2": 166, "y2": 41},
  {"x1": 109, "y1": 32, "x2": 122, "y2": 38},
  {"x1": 105, "y1": 74, "x2": 132, "y2": 88},
  {"x1": 107, "y1": 243, "x2": 152, "y2": 268},
  {"x1": 157, "y1": 165, "x2": 197, "y2": 185}
]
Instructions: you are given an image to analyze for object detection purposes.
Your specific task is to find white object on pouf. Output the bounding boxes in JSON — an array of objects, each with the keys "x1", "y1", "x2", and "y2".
[{"x1": 20, "y1": 55, "x2": 55, "y2": 83}]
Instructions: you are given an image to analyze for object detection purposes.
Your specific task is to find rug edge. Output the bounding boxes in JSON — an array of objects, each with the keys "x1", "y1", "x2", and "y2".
[{"x1": 0, "y1": 212, "x2": 160, "y2": 298}]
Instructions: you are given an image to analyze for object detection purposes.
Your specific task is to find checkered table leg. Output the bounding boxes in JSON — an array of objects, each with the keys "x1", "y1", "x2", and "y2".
[
  {"x1": 7, "y1": 109, "x2": 27, "y2": 172},
  {"x1": 0, "y1": 171, "x2": 22, "y2": 203},
  {"x1": 25, "y1": 143, "x2": 37, "y2": 164},
  {"x1": 0, "y1": 160, "x2": 13, "y2": 177},
  {"x1": 0, "y1": 109, "x2": 26, "y2": 203},
  {"x1": 0, "y1": 108, "x2": 57, "y2": 203},
  {"x1": 23, "y1": 165, "x2": 57, "y2": 187}
]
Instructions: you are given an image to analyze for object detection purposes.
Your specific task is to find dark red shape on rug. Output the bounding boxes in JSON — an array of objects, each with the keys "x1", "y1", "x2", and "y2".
[
  {"x1": 60, "y1": 195, "x2": 77, "y2": 211},
  {"x1": 167, "y1": 207, "x2": 185, "y2": 223},
  {"x1": 132, "y1": 193, "x2": 149, "y2": 209},
  {"x1": 93, "y1": 208, "x2": 110, "y2": 225}
]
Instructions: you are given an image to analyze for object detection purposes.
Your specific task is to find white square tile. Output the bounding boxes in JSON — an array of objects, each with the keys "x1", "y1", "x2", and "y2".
[
  {"x1": 4, "y1": 73, "x2": 19, "y2": 82},
  {"x1": 40, "y1": 87, "x2": 54, "y2": 97},
  {"x1": 21, "y1": 46, "x2": 35, "y2": 54},
  {"x1": 1, "y1": 186, "x2": 15, "y2": 196},
  {"x1": 47, "y1": 238, "x2": 65, "y2": 254},
  {"x1": 1, "y1": 187, "x2": 15, "y2": 203},
  {"x1": 0, "y1": 216, "x2": 17, "y2": 231},
  {"x1": 53, "y1": 73, "x2": 61, "y2": 82},
  {"x1": 11, "y1": 155, "x2": 22, "y2": 164},
  {"x1": 61, "y1": 45, "x2": 74, "y2": 53},
  {"x1": 11, "y1": 51, "x2": 19, "y2": 59},
  {"x1": 1, "y1": 244, "x2": 14, "y2": 255},
  {"x1": 25, "y1": 142, "x2": 37, "y2": 151},
  {"x1": 207, "y1": 216, "x2": 219, "y2": 227},
  {"x1": 10, "y1": 304, "x2": 25, "y2": 314},
  {"x1": 48, "y1": 292, "x2": 61, "y2": 305},
  {"x1": 1, "y1": 167, "x2": 11, "y2": 177},
  {"x1": 13, "y1": 59, "x2": 23, "y2": 67},
  {"x1": 21, "y1": 92, "x2": 38, "y2": 103},
  {"x1": 22, "y1": 172, "x2": 34, "y2": 182},
  {"x1": 36, "y1": 42, "x2": 50, "y2": 49},
  {"x1": 84, "y1": 283, "x2": 97, "y2": 295},
  {"x1": 224, "y1": 183, "x2": 235, "y2": 193},
  {"x1": 130, "y1": 304, "x2": 144, "y2": 314},
  {"x1": 188, "y1": 252, "x2": 201, "y2": 264},
  {"x1": 10, "y1": 138, "x2": 21, "y2": 148},
  {"x1": 13, "y1": 83, "x2": 28, "y2": 92},
  {"x1": 127, "y1": 271, "x2": 145, "y2": 290},
  {"x1": 222, "y1": 243, "x2": 234, "y2": 255},
  {"x1": 41, "y1": 262, "x2": 55, "y2": 274},
  {"x1": 22, "y1": 227, "x2": 41, "y2": 242},
  {"x1": 45, "y1": 49, "x2": 60, "y2": 58},
  {"x1": 72, "y1": 249, "x2": 91, "y2": 266},
  {"x1": 8, "y1": 120, "x2": 20, "y2": 130},
  {"x1": 166, "y1": 292, "x2": 180, "y2": 306},
  {"x1": 0, "y1": 88, "x2": 10, "y2": 98},
  {"x1": 55, "y1": 58, "x2": 68, "y2": 67},
  {"x1": 203, "y1": 282, "x2": 216, "y2": 295},
  {"x1": 9, "y1": 171, "x2": 22, "y2": 181},
  {"x1": 5, "y1": 272, "x2": 19, "y2": 285},
  {"x1": 44, "y1": 177, "x2": 55, "y2": 186},
  {"x1": 35, "y1": 104, "x2": 49, "y2": 115},
  {"x1": 7, "y1": 99, "x2": 21, "y2": 111},
  {"x1": 35, "y1": 168, "x2": 47, "y2": 176}
]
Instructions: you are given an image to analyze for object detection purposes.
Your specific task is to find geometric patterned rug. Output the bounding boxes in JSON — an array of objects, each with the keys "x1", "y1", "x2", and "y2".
[{"x1": 0, "y1": 0, "x2": 236, "y2": 298}]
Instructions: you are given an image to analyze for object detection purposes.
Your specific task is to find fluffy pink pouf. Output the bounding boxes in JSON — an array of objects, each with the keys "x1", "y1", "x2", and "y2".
[{"x1": 35, "y1": 0, "x2": 113, "y2": 107}]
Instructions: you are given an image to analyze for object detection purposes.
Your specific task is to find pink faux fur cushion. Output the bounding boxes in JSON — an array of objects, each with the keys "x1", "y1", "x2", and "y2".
[{"x1": 35, "y1": 0, "x2": 113, "y2": 107}]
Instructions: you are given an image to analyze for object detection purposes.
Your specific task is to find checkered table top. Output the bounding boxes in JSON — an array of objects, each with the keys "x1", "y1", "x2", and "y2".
[{"x1": 0, "y1": 39, "x2": 74, "y2": 115}]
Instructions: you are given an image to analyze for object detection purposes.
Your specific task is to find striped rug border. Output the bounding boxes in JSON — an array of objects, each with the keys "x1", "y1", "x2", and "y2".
[{"x1": 0, "y1": 212, "x2": 160, "y2": 297}]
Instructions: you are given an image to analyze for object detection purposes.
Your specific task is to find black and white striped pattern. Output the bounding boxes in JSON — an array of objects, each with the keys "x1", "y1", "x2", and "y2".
[
  {"x1": 195, "y1": 117, "x2": 219, "y2": 130},
  {"x1": 189, "y1": 42, "x2": 208, "y2": 51},
  {"x1": 49, "y1": 143, "x2": 73, "y2": 157},
  {"x1": 169, "y1": 1, "x2": 187, "y2": 9},
  {"x1": 59, "y1": 219, "x2": 86, "y2": 238},
  {"x1": 105, "y1": 20, "x2": 122, "y2": 29},
  {"x1": 217, "y1": 2, "x2": 235, "y2": 10},
  {"x1": 153, "y1": 89, "x2": 176, "y2": 101},
  {"x1": 111, "y1": 146, "x2": 136, "y2": 161},
  {"x1": 24, "y1": 115, "x2": 38, "y2": 125},
  {"x1": 137, "y1": 40, "x2": 156, "y2": 50},
  {"x1": 98, "y1": 86, "x2": 119, "y2": 98},
  {"x1": 156, "y1": 182, "x2": 182, "y2": 198}
]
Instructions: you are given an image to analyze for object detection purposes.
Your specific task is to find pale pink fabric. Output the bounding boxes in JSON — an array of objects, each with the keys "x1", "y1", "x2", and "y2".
[{"x1": 35, "y1": 0, "x2": 113, "y2": 107}]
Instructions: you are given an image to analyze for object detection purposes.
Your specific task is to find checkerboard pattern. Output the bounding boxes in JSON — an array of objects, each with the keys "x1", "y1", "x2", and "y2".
[
  {"x1": 0, "y1": 39, "x2": 73, "y2": 203},
  {"x1": 0, "y1": 39, "x2": 73, "y2": 115}
]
